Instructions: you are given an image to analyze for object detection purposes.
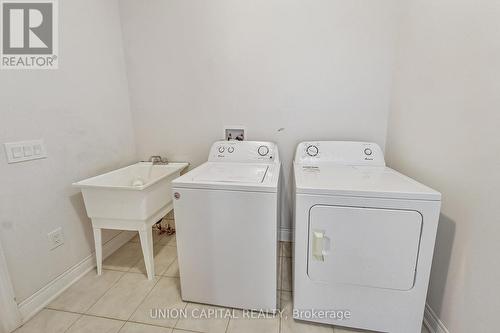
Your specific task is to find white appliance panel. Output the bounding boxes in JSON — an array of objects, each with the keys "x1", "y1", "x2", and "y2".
[
  {"x1": 308, "y1": 205, "x2": 422, "y2": 291},
  {"x1": 295, "y1": 141, "x2": 385, "y2": 166},
  {"x1": 293, "y1": 141, "x2": 441, "y2": 333},
  {"x1": 192, "y1": 163, "x2": 268, "y2": 183},
  {"x1": 208, "y1": 141, "x2": 278, "y2": 163},
  {"x1": 173, "y1": 187, "x2": 278, "y2": 311},
  {"x1": 294, "y1": 164, "x2": 440, "y2": 200},
  {"x1": 293, "y1": 194, "x2": 441, "y2": 333}
]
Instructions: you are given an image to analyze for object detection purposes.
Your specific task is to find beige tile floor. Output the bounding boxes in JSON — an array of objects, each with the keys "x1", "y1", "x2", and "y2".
[{"x1": 16, "y1": 219, "x2": 430, "y2": 333}]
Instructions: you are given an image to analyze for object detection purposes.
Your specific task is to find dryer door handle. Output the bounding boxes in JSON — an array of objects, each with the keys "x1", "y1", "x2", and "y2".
[{"x1": 312, "y1": 231, "x2": 331, "y2": 261}]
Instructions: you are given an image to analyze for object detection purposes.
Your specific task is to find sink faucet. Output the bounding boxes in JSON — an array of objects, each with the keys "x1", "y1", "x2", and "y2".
[{"x1": 149, "y1": 155, "x2": 168, "y2": 165}]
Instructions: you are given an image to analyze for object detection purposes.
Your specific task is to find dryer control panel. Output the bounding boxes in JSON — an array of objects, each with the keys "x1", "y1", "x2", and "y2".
[
  {"x1": 208, "y1": 141, "x2": 279, "y2": 163},
  {"x1": 295, "y1": 141, "x2": 385, "y2": 166}
]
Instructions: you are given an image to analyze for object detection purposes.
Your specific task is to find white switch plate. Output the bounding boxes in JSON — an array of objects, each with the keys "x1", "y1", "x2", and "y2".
[
  {"x1": 4, "y1": 139, "x2": 47, "y2": 163},
  {"x1": 48, "y1": 227, "x2": 64, "y2": 250}
]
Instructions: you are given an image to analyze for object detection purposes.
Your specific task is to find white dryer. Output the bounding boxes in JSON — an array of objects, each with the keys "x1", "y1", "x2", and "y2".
[
  {"x1": 172, "y1": 140, "x2": 281, "y2": 312},
  {"x1": 293, "y1": 141, "x2": 441, "y2": 333}
]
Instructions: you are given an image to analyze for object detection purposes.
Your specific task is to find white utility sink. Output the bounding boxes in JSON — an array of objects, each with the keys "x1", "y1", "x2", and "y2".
[{"x1": 73, "y1": 162, "x2": 188, "y2": 280}]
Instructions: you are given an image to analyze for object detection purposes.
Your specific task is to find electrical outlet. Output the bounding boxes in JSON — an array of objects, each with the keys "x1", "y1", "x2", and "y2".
[{"x1": 48, "y1": 227, "x2": 64, "y2": 250}]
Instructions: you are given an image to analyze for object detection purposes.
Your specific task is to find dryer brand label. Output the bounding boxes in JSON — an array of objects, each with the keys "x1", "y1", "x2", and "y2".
[{"x1": 302, "y1": 166, "x2": 320, "y2": 174}]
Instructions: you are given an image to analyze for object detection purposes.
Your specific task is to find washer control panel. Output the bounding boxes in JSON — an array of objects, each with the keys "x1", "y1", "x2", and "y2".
[
  {"x1": 306, "y1": 145, "x2": 319, "y2": 157},
  {"x1": 209, "y1": 141, "x2": 279, "y2": 163},
  {"x1": 258, "y1": 145, "x2": 270, "y2": 156},
  {"x1": 295, "y1": 141, "x2": 385, "y2": 166}
]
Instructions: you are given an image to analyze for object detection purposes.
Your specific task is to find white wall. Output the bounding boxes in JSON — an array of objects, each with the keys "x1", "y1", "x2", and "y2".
[
  {"x1": 119, "y1": 0, "x2": 400, "y2": 236},
  {"x1": 0, "y1": 0, "x2": 136, "y2": 303},
  {"x1": 386, "y1": 0, "x2": 500, "y2": 332}
]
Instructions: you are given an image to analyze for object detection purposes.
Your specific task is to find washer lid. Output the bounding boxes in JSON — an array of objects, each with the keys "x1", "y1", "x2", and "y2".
[
  {"x1": 294, "y1": 164, "x2": 441, "y2": 201},
  {"x1": 193, "y1": 163, "x2": 269, "y2": 183},
  {"x1": 172, "y1": 162, "x2": 280, "y2": 193}
]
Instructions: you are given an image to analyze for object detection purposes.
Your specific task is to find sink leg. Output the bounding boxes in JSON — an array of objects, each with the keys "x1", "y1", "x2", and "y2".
[
  {"x1": 139, "y1": 227, "x2": 155, "y2": 280},
  {"x1": 93, "y1": 227, "x2": 103, "y2": 276}
]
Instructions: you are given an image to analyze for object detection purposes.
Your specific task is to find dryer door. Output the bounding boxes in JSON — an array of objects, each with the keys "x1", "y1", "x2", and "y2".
[{"x1": 308, "y1": 205, "x2": 422, "y2": 290}]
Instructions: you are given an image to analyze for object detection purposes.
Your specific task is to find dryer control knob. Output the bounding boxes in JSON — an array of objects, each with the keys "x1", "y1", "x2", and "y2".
[
  {"x1": 218, "y1": 146, "x2": 225, "y2": 153},
  {"x1": 228, "y1": 147, "x2": 234, "y2": 153},
  {"x1": 258, "y1": 145, "x2": 269, "y2": 156},
  {"x1": 306, "y1": 145, "x2": 319, "y2": 157},
  {"x1": 364, "y1": 148, "x2": 373, "y2": 156}
]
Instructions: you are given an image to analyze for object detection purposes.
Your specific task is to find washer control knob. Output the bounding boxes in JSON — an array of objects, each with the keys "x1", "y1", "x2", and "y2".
[
  {"x1": 364, "y1": 148, "x2": 373, "y2": 156},
  {"x1": 228, "y1": 147, "x2": 234, "y2": 153},
  {"x1": 258, "y1": 145, "x2": 270, "y2": 156},
  {"x1": 306, "y1": 145, "x2": 319, "y2": 157},
  {"x1": 218, "y1": 146, "x2": 225, "y2": 153}
]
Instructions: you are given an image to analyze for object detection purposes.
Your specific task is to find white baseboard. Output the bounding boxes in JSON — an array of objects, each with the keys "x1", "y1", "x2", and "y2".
[
  {"x1": 17, "y1": 231, "x2": 136, "y2": 323},
  {"x1": 423, "y1": 303, "x2": 449, "y2": 333},
  {"x1": 279, "y1": 228, "x2": 293, "y2": 242}
]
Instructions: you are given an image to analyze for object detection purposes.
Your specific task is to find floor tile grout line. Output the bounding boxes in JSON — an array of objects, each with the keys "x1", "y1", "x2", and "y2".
[
  {"x1": 103, "y1": 259, "x2": 143, "y2": 274},
  {"x1": 116, "y1": 320, "x2": 128, "y2": 332},
  {"x1": 49, "y1": 307, "x2": 134, "y2": 323},
  {"x1": 172, "y1": 301, "x2": 189, "y2": 331},
  {"x1": 224, "y1": 315, "x2": 232, "y2": 333},
  {"x1": 47, "y1": 305, "x2": 285, "y2": 333},
  {"x1": 124, "y1": 275, "x2": 163, "y2": 323},
  {"x1": 45, "y1": 269, "x2": 127, "y2": 315},
  {"x1": 102, "y1": 267, "x2": 146, "y2": 276},
  {"x1": 63, "y1": 313, "x2": 127, "y2": 333},
  {"x1": 43, "y1": 307, "x2": 92, "y2": 316},
  {"x1": 105, "y1": 235, "x2": 176, "y2": 275},
  {"x1": 125, "y1": 318, "x2": 178, "y2": 331},
  {"x1": 32, "y1": 229, "x2": 181, "y2": 331},
  {"x1": 125, "y1": 256, "x2": 144, "y2": 273},
  {"x1": 25, "y1": 309, "x2": 80, "y2": 333},
  {"x1": 80, "y1": 269, "x2": 129, "y2": 316},
  {"x1": 61, "y1": 312, "x2": 83, "y2": 333},
  {"x1": 48, "y1": 243, "x2": 177, "y2": 325},
  {"x1": 99, "y1": 267, "x2": 130, "y2": 273},
  {"x1": 103, "y1": 266, "x2": 176, "y2": 278},
  {"x1": 171, "y1": 327, "x2": 206, "y2": 333},
  {"x1": 162, "y1": 258, "x2": 178, "y2": 277},
  {"x1": 42, "y1": 239, "x2": 288, "y2": 333}
]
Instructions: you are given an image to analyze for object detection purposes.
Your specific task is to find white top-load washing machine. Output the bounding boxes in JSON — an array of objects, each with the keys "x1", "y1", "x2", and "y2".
[
  {"x1": 293, "y1": 141, "x2": 441, "y2": 333},
  {"x1": 172, "y1": 140, "x2": 281, "y2": 312}
]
